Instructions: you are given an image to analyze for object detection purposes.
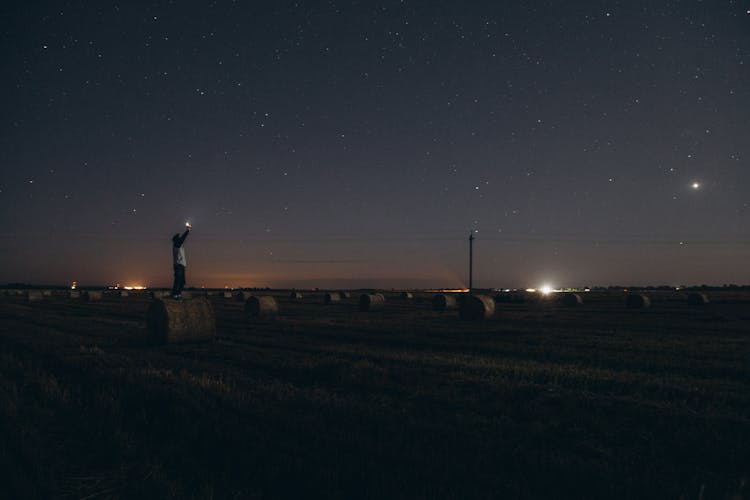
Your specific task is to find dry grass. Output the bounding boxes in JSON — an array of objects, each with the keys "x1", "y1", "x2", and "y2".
[{"x1": 0, "y1": 291, "x2": 748, "y2": 498}]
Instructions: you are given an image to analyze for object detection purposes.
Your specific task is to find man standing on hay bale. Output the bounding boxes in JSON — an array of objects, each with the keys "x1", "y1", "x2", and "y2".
[{"x1": 171, "y1": 223, "x2": 191, "y2": 299}]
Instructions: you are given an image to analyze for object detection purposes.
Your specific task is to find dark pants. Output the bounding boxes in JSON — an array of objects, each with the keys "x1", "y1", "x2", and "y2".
[{"x1": 172, "y1": 265, "x2": 185, "y2": 296}]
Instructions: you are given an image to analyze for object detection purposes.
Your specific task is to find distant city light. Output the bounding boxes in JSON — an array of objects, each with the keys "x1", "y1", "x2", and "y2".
[
  {"x1": 540, "y1": 284, "x2": 553, "y2": 295},
  {"x1": 123, "y1": 285, "x2": 147, "y2": 290}
]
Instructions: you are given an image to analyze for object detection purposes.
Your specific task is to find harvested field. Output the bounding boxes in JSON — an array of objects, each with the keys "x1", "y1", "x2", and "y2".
[{"x1": 0, "y1": 291, "x2": 749, "y2": 499}]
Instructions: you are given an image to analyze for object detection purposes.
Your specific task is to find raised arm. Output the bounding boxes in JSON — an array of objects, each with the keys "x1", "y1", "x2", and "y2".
[{"x1": 176, "y1": 228, "x2": 190, "y2": 247}]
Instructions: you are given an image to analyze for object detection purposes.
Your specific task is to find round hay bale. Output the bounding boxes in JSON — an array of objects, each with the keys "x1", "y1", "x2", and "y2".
[
  {"x1": 119, "y1": 290, "x2": 129, "y2": 297},
  {"x1": 245, "y1": 295, "x2": 279, "y2": 319},
  {"x1": 324, "y1": 292, "x2": 341, "y2": 304},
  {"x1": 432, "y1": 293, "x2": 458, "y2": 311},
  {"x1": 42, "y1": 290, "x2": 53, "y2": 297},
  {"x1": 69, "y1": 290, "x2": 81, "y2": 299},
  {"x1": 223, "y1": 291, "x2": 233, "y2": 299},
  {"x1": 359, "y1": 293, "x2": 385, "y2": 311},
  {"x1": 626, "y1": 294, "x2": 651, "y2": 309},
  {"x1": 400, "y1": 292, "x2": 413, "y2": 300},
  {"x1": 27, "y1": 290, "x2": 44, "y2": 302},
  {"x1": 152, "y1": 290, "x2": 171, "y2": 299},
  {"x1": 146, "y1": 297, "x2": 216, "y2": 344},
  {"x1": 459, "y1": 294, "x2": 495, "y2": 321},
  {"x1": 340, "y1": 291, "x2": 351, "y2": 299},
  {"x1": 687, "y1": 293, "x2": 709, "y2": 305},
  {"x1": 561, "y1": 293, "x2": 583, "y2": 307},
  {"x1": 290, "y1": 291, "x2": 303, "y2": 300},
  {"x1": 83, "y1": 290, "x2": 103, "y2": 301}
]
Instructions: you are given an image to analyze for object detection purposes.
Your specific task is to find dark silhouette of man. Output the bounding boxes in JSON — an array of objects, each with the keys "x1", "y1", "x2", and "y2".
[{"x1": 172, "y1": 224, "x2": 191, "y2": 299}]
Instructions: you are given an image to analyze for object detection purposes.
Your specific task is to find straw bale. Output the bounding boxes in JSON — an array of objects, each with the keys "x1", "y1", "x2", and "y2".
[
  {"x1": 359, "y1": 293, "x2": 385, "y2": 311},
  {"x1": 83, "y1": 290, "x2": 103, "y2": 301},
  {"x1": 245, "y1": 295, "x2": 279, "y2": 319},
  {"x1": 561, "y1": 293, "x2": 583, "y2": 306},
  {"x1": 687, "y1": 293, "x2": 709, "y2": 305},
  {"x1": 432, "y1": 293, "x2": 458, "y2": 311},
  {"x1": 146, "y1": 297, "x2": 216, "y2": 344},
  {"x1": 626, "y1": 294, "x2": 651, "y2": 308},
  {"x1": 459, "y1": 294, "x2": 495, "y2": 320}
]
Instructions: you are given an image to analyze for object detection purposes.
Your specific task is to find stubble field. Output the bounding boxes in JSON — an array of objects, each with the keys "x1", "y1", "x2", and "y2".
[{"x1": 0, "y1": 290, "x2": 748, "y2": 499}]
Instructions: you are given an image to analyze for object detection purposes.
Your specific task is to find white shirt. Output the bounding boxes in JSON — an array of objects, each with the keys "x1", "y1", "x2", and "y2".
[{"x1": 173, "y1": 246, "x2": 186, "y2": 267}]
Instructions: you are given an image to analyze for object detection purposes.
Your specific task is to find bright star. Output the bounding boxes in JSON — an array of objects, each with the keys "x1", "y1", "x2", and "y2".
[{"x1": 691, "y1": 182, "x2": 701, "y2": 190}]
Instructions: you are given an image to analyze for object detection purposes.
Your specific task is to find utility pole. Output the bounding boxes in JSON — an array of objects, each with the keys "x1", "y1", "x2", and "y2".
[{"x1": 469, "y1": 232, "x2": 474, "y2": 295}]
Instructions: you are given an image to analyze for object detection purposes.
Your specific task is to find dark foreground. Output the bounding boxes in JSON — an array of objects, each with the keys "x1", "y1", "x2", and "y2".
[{"x1": 0, "y1": 291, "x2": 749, "y2": 499}]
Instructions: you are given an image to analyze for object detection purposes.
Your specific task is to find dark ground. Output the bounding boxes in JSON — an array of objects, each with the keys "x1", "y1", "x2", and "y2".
[{"x1": 0, "y1": 290, "x2": 748, "y2": 499}]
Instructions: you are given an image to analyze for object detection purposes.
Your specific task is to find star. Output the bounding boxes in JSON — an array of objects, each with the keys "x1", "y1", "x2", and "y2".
[{"x1": 691, "y1": 182, "x2": 701, "y2": 190}]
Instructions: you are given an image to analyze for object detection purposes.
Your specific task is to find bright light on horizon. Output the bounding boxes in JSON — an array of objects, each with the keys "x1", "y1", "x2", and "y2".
[{"x1": 540, "y1": 284, "x2": 553, "y2": 295}]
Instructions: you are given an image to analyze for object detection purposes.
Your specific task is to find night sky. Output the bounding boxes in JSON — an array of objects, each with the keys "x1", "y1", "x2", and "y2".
[{"x1": 2, "y1": 1, "x2": 749, "y2": 289}]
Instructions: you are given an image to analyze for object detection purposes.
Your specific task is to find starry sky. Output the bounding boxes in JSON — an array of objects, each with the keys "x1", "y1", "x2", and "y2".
[{"x1": 1, "y1": 1, "x2": 749, "y2": 289}]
